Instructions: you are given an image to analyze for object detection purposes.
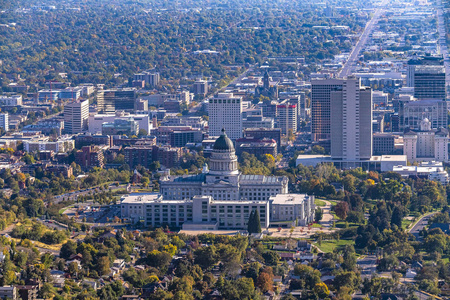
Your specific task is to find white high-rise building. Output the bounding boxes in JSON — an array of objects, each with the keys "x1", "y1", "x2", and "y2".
[
  {"x1": 0, "y1": 113, "x2": 8, "y2": 132},
  {"x1": 208, "y1": 93, "x2": 243, "y2": 140},
  {"x1": 330, "y1": 78, "x2": 372, "y2": 160},
  {"x1": 403, "y1": 118, "x2": 449, "y2": 163},
  {"x1": 64, "y1": 99, "x2": 89, "y2": 134},
  {"x1": 277, "y1": 103, "x2": 297, "y2": 135}
]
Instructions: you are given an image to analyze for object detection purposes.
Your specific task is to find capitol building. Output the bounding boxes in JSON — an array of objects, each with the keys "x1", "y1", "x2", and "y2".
[{"x1": 121, "y1": 129, "x2": 315, "y2": 230}]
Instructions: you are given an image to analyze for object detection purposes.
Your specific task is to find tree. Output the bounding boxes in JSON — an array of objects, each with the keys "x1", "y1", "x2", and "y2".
[
  {"x1": 341, "y1": 245, "x2": 357, "y2": 271},
  {"x1": 342, "y1": 174, "x2": 356, "y2": 193},
  {"x1": 333, "y1": 271, "x2": 361, "y2": 294},
  {"x1": 335, "y1": 201, "x2": 349, "y2": 220},
  {"x1": 141, "y1": 177, "x2": 150, "y2": 187},
  {"x1": 313, "y1": 282, "x2": 330, "y2": 298},
  {"x1": 147, "y1": 250, "x2": 173, "y2": 270},
  {"x1": 293, "y1": 264, "x2": 321, "y2": 289},
  {"x1": 391, "y1": 206, "x2": 404, "y2": 228},
  {"x1": 96, "y1": 256, "x2": 111, "y2": 276},
  {"x1": 247, "y1": 210, "x2": 262, "y2": 234},
  {"x1": 315, "y1": 207, "x2": 323, "y2": 222},
  {"x1": 424, "y1": 234, "x2": 448, "y2": 253},
  {"x1": 377, "y1": 255, "x2": 399, "y2": 272},
  {"x1": 256, "y1": 272, "x2": 273, "y2": 292},
  {"x1": 40, "y1": 283, "x2": 57, "y2": 299},
  {"x1": 60, "y1": 240, "x2": 77, "y2": 260},
  {"x1": 262, "y1": 252, "x2": 280, "y2": 266},
  {"x1": 194, "y1": 246, "x2": 217, "y2": 269}
]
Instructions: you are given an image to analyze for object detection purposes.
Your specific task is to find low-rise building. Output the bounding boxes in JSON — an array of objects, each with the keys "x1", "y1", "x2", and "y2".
[
  {"x1": 0, "y1": 95, "x2": 22, "y2": 106},
  {"x1": 59, "y1": 87, "x2": 83, "y2": 101},
  {"x1": 0, "y1": 286, "x2": 17, "y2": 300},
  {"x1": 16, "y1": 285, "x2": 38, "y2": 300},
  {"x1": 269, "y1": 194, "x2": 314, "y2": 226},
  {"x1": 392, "y1": 162, "x2": 449, "y2": 184},
  {"x1": 21, "y1": 163, "x2": 73, "y2": 177},
  {"x1": 74, "y1": 134, "x2": 113, "y2": 148},
  {"x1": 242, "y1": 115, "x2": 274, "y2": 129},
  {"x1": 88, "y1": 112, "x2": 151, "y2": 134},
  {"x1": 75, "y1": 145, "x2": 105, "y2": 170},
  {"x1": 38, "y1": 89, "x2": 60, "y2": 102},
  {"x1": 244, "y1": 128, "x2": 282, "y2": 147},
  {"x1": 23, "y1": 118, "x2": 64, "y2": 136},
  {"x1": 102, "y1": 118, "x2": 139, "y2": 136},
  {"x1": 120, "y1": 192, "x2": 314, "y2": 230},
  {"x1": 236, "y1": 137, "x2": 277, "y2": 157},
  {"x1": 23, "y1": 136, "x2": 75, "y2": 153},
  {"x1": 0, "y1": 113, "x2": 9, "y2": 131},
  {"x1": 373, "y1": 133, "x2": 402, "y2": 155},
  {"x1": 112, "y1": 136, "x2": 156, "y2": 147},
  {"x1": 121, "y1": 194, "x2": 270, "y2": 230},
  {"x1": 169, "y1": 129, "x2": 203, "y2": 147}
]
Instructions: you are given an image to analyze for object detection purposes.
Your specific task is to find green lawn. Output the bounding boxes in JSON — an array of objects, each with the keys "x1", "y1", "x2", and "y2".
[
  {"x1": 311, "y1": 223, "x2": 324, "y2": 228},
  {"x1": 402, "y1": 218, "x2": 414, "y2": 230},
  {"x1": 335, "y1": 221, "x2": 359, "y2": 228},
  {"x1": 327, "y1": 200, "x2": 338, "y2": 206},
  {"x1": 313, "y1": 239, "x2": 354, "y2": 253},
  {"x1": 315, "y1": 199, "x2": 326, "y2": 207}
]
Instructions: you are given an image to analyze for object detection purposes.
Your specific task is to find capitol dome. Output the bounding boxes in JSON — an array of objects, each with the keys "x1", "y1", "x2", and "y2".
[
  {"x1": 209, "y1": 128, "x2": 239, "y2": 176},
  {"x1": 213, "y1": 128, "x2": 235, "y2": 151}
]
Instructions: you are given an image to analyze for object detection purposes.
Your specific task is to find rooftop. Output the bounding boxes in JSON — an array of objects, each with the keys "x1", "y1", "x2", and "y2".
[{"x1": 269, "y1": 194, "x2": 311, "y2": 205}]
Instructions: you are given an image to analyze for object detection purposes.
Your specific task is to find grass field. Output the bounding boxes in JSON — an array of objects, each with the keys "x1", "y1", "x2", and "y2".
[
  {"x1": 12, "y1": 238, "x2": 62, "y2": 251},
  {"x1": 311, "y1": 223, "x2": 324, "y2": 228},
  {"x1": 313, "y1": 239, "x2": 354, "y2": 253},
  {"x1": 315, "y1": 199, "x2": 327, "y2": 207}
]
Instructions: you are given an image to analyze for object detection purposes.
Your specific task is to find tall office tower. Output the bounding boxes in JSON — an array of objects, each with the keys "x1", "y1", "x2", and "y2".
[
  {"x1": 311, "y1": 78, "x2": 347, "y2": 142},
  {"x1": 330, "y1": 78, "x2": 372, "y2": 160},
  {"x1": 407, "y1": 54, "x2": 443, "y2": 87},
  {"x1": 208, "y1": 93, "x2": 242, "y2": 140},
  {"x1": 97, "y1": 88, "x2": 136, "y2": 113},
  {"x1": 277, "y1": 103, "x2": 297, "y2": 135},
  {"x1": 0, "y1": 113, "x2": 8, "y2": 132},
  {"x1": 193, "y1": 80, "x2": 208, "y2": 96},
  {"x1": 64, "y1": 99, "x2": 89, "y2": 134},
  {"x1": 413, "y1": 65, "x2": 446, "y2": 100}
]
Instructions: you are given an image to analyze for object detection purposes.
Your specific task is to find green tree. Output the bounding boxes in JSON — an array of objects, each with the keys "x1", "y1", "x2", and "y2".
[
  {"x1": 194, "y1": 246, "x2": 217, "y2": 269},
  {"x1": 315, "y1": 207, "x2": 323, "y2": 222},
  {"x1": 96, "y1": 256, "x2": 111, "y2": 276},
  {"x1": 262, "y1": 252, "x2": 280, "y2": 266},
  {"x1": 248, "y1": 210, "x2": 262, "y2": 234},
  {"x1": 60, "y1": 240, "x2": 77, "y2": 260}
]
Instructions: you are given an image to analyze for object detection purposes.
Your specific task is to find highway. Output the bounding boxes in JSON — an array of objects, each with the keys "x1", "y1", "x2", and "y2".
[{"x1": 339, "y1": 0, "x2": 388, "y2": 77}]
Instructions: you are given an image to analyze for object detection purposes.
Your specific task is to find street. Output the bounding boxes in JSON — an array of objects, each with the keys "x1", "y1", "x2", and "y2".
[
  {"x1": 435, "y1": 0, "x2": 450, "y2": 94},
  {"x1": 339, "y1": 0, "x2": 389, "y2": 77},
  {"x1": 52, "y1": 183, "x2": 125, "y2": 204},
  {"x1": 408, "y1": 212, "x2": 437, "y2": 239},
  {"x1": 357, "y1": 254, "x2": 378, "y2": 278}
]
